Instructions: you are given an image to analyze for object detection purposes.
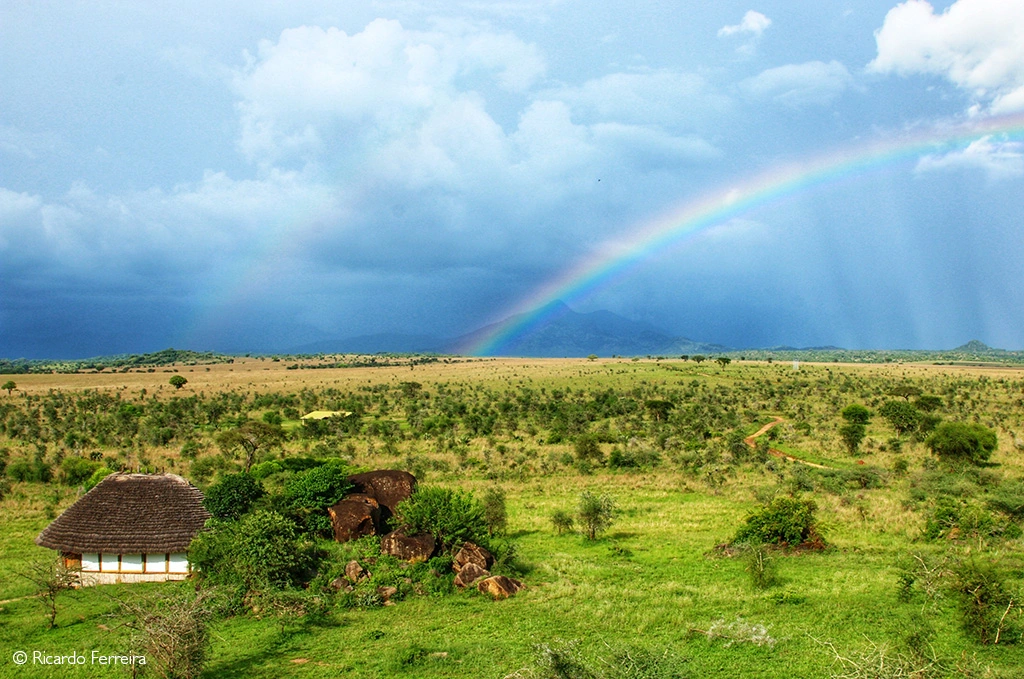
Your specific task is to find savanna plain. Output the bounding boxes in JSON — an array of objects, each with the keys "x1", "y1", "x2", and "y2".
[{"x1": 1, "y1": 356, "x2": 1023, "y2": 678}]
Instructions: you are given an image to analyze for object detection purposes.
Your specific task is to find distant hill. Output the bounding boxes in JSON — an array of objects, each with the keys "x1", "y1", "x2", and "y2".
[
  {"x1": 954, "y1": 340, "x2": 998, "y2": 354},
  {"x1": 283, "y1": 300, "x2": 730, "y2": 358},
  {"x1": 0, "y1": 348, "x2": 236, "y2": 374}
]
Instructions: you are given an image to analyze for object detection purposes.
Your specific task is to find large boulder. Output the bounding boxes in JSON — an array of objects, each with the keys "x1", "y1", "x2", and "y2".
[
  {"x1": 454, "y1": 562, "x2": 490, "y2": 589},
  {"x1": 328, "y1": 494, "x2": 380, "y2": 543},
  {"x1": 453, "y1": 542, "x2": 494, "y2": 573},
  {"x1": 381, "y1": 529, "x2": 435, "y2": 563},
  {"x1": 477, "y1": 575, "x2": 524, "y2": 600},
  {"x1": 348, "y1": 470, "x2": 417, "y2": 516}
]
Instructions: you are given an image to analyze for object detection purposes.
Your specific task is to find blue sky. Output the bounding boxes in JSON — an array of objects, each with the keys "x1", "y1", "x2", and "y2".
[{"x1": 2, "y1": 0, "x2": 1023, "y2": 357}]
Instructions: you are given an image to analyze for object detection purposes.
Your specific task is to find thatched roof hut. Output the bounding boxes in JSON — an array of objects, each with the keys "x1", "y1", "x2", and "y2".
[{"x1": 36, "y1": 473, "x2": 210, "y2": 584}]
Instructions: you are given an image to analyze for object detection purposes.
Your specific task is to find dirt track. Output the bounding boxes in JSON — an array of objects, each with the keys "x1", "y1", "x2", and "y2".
[{"x1": 744, "y1": 417, "x2": 829, "y2": 469}]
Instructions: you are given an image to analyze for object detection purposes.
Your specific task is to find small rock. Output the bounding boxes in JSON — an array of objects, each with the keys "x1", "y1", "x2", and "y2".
[
  {"x1": 454, "y1": 562, "x2": 490, "y2": 588},
  {"x1": 477, "y1": 575, "x2": 524, "y2": 600},
  {"x1": 345, "y1": 560, "x2": 369, "y2": 583},
  {"x1": 329, "y1": 576, "x2": 351, "y2": 592},
  {"x1": 453, "y1": 542, "x2": 494, "y2": 573},
  {"x1": 377, "y1": 585, "x2": 399, "y2": 605}
]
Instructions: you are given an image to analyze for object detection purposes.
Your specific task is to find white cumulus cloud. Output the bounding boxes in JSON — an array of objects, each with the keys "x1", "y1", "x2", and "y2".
[
  {"x1": 233, "y1": 19, "x2": 545, "y2": 164},
  {"x1": 916, "y1": 136, "x2": 1024, "y2": 179},
  {"x1": 741, "y1": 60, "x2": 854, "y2": 107},
  {"x1": 869, "y1": 0, "x2": 1024, "y2": 113},
  {"x1": 718, "y1": 10, "x2": 772, "y2": 37}
]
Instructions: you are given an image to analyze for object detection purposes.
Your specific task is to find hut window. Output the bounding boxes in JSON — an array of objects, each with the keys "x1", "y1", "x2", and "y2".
[
  {"x1": 168, "y1": 553, "x2": 189, "y2": 574},
  {"x1": 144, "y1": 553, "x2": 167, "y2": 573},
  {"x1": 100, "y1": 553, "x2": 120, "y2": 572},
  {"x1": 82, "y1": 553, "x2": 100, "y2": 572},
  {"x1": 121, "y1": 554, "x2": 143, "y2": 573}
]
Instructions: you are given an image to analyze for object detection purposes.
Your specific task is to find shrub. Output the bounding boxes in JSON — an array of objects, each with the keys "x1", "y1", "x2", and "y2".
[
  {"x1": 578, "y1": 491, "x2": 615, "y2": 540},
  {"x1": 551, "y1": 510, "x2": 575, "y2": 535},
  {"x1": 574, "y1": 434, "x2": 603, "y2": 463},
  {"x1": 117, "y1": 587, "x2": 214, "y2": 679},
  {"x1": 841, "y1": 404, "x2": 871, "y2": 425},
  {"x1": 6, "y1": 457, "x2": 52, "y2": 483},
  {"x1": 743, "y1": 542, "x2": 778, "y2": 590},
  {"x1": 60, "y1": 456, "x2": 99, "y2": 486},
  {"x1": 285, "y1": 461, "x2": 353, "y2": 536},
  {"x1": 950, "y1": 559, "x2": 1018, "y2": 645},
  {"x1": 927, "y1": 422, "x2": 998, "y2": 466},
  {"x1": 203, "y1": 473, "x2": 265, "y2": 520},
  {"x1": 733, "y1": 497, "x2": 822, "y2": 547},
  {"x1": 189, "y1": 510, "x2": 317, "y2": 593},
  {"x1": 482, "y1": 486, "x2": 508, "y2": 536},
  {"x1": 923, "y1": 499, "x2": 1015, "y2": 541},
  {"x1": 609, "y1": 447, "x2": 661, "y2": 469},
  {"x1": 83, "y1": 467, "x2": 114, "y2": 491},
  {"x1": 393, "y1": 486, "x2": 488, "y2": 551},
  {"x1": 250, "y1": 460, "x2": 284, "y2": 480},
  {"x1": 838, "y1": 423, "x2": 866, "y2": 456}
]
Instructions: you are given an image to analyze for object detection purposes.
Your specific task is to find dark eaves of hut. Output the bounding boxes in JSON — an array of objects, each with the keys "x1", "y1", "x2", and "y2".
[{"x1": 35, "y1": 473, "x2": 211, "y2": 554}]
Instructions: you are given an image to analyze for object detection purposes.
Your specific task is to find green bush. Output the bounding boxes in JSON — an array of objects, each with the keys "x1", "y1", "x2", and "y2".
[
  {"x1": 743, "y1": 542, "x2": 778, "y2": 590},
  {"x1": 841, "y1": 404, "x2": 871, "y2": 425},
  {"x1": 482, "y1": 486, "x2": 507, "y2": 536},
  {"x1": 927, "y1": 422, "x2": 998, "y2": 466},
  {"x1": 83, "y1": 467, "x2": 114, "y2": 491},
  {"x1": 392, "y1": 486, "x2": 488, "y2": 551},
  {"x1": 574, "y1": 434, "x2": 603, "y2": 463},
  {"x1": 923, "y1": 498, "x2": 1016, "y2": 541},
  {"x1": 6, "y1": 457, "x2": 52, "y2": 483},
  {"x1": 838, "y1": 423, "x2": 866, "y2": 455},
  {"x1": 203, "y1": 473, "x2": 265, "y2": 520},
  {"x1": 950, "y1": 559, "x2": 1018, "y2": 645},
  {"x1": 60, "y1": 456, "x2": 99, "y2": 486},
  {"x1": 578, "y1": 491, "x2": 616, "y2": 540},
  {"x1": 285, "y1": 461, "x2": 353, "y2": 536},
  {"x1": 551, "y1": 510, "x2": 575, "y2": 535},
  {"x1": 250, "y1": 460, "x2": 284, "y2": 480},
  {"x1": 733, "y1": 497, "x2": 822, "y2": 546},
  {"x1": 189, "y1": 510, "x2": 317, "y2": 593}
]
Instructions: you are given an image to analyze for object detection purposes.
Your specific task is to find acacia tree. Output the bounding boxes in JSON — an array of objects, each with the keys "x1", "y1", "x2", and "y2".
[
  {"x1": 19, "y1": 559, "x2": 78, "y2": 628},
  {"x1": 578, "y1": 491, "x2": 615, "y2": 540},
  {"x1": 215, "y1": 421, "x2": 285, "y2": 472},
  {"x1": 879, "y1": 400, "x2": 922, "y2": 436},
  {"x1": 839, "y1": 404, "x2": 871, "y2": 455},
  {"x1": 2, "y1": 380, "x2": 15, "y2": 395},
  {"x1": 169, "y1": 375, "x2": 188, "y2": 390},
  {"x1": 645, "y1": 399, "x2": 675, "y2": 422}
]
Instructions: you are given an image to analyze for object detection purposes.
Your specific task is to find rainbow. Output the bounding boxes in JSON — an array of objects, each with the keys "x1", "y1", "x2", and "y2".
[{"x1": 465, "y1": 113, "x2": 1024, "y2": 356}]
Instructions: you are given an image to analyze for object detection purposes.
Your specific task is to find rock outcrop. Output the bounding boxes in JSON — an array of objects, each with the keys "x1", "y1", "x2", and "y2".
[
  {"x1": 477, "y1": 575, "x2": 524, "y2": 600},
  {"x1": 328, "y1": 494, "x2": 380, "y2": 543},
  {"x1": 454, "y1": 562, "x2": 490, "y2": 588},
  {"x1": 453, "y1": 542, "x2": 494, "y2": 573},
  {"x1": 381, "y1": 529, "x2": 435, "y2": 563}
]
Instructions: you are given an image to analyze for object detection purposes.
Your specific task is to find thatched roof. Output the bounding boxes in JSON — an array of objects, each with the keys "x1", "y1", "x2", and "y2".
[
  {"x1": 36, "y1": 473, "x2": 210, "y2": 554},
  {"x1": 301, "y1": 410, "x2": 352, "y2": 420}
]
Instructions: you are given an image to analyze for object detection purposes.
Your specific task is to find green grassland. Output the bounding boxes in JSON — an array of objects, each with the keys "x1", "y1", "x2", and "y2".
[{"x1": 1, "y1": 358, "x2": 1023, "y2": 678}]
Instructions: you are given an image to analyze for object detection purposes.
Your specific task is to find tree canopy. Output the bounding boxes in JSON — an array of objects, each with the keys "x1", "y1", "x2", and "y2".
[{"x1": 927, "y1": 422, "x2": 998, "y2": 466}]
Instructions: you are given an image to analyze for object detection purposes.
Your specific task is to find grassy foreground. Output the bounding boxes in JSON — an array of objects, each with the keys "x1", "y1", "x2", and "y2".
[{"x1": 1, "y1": 358, "x2": 1023, "y2": 678}]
